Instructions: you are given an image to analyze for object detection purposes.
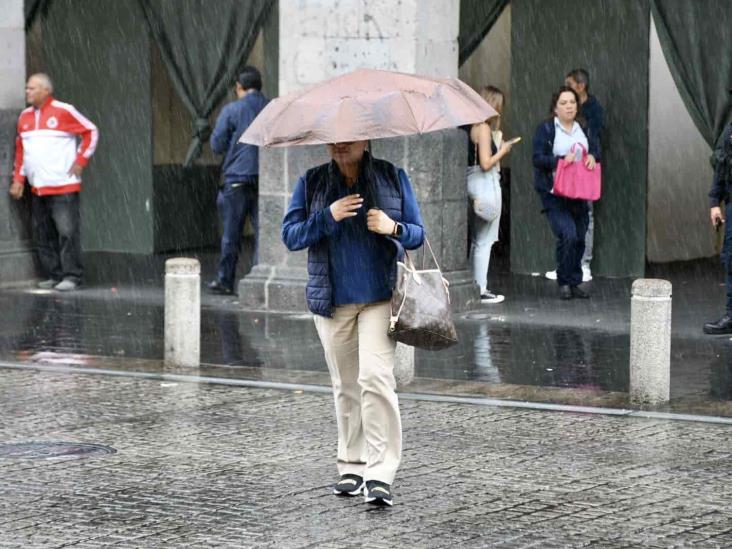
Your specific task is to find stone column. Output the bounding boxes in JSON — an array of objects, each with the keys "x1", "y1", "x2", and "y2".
[
  {"x1": 240, "y1": 0, "x2": 479, "y2": 312},
  {"x1": 0, "y1": 0, "x2": 35, "y2": 286}
]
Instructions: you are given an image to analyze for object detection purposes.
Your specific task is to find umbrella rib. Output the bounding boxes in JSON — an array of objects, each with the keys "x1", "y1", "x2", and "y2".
[{"x1": 401, "y1": 93, "x2": 422, "y2": 132}]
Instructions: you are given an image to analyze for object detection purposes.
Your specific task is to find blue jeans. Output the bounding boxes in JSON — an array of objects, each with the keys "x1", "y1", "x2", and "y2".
[
  {"x1": 31, "y1": 192, "x2": 82, "y2": 283},
  {"x1": 545, "y1": 201, "x2": 589, "y2": 287},
  {"x1": 216, "y1": 180, "x2": 258, "y2": 290},
  {"x1": 724, "y1": 202, "x2": 732, "y2": 315}
]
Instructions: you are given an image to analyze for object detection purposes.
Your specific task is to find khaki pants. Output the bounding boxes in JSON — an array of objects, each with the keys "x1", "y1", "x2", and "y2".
[{"x1": 313, "y1": 301, "x2": 401, "y2": 484}]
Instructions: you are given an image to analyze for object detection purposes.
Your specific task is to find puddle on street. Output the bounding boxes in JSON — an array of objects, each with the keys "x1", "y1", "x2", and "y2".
[{"x1": 0, "y1": 292, "x2": 730, "y2": 403}]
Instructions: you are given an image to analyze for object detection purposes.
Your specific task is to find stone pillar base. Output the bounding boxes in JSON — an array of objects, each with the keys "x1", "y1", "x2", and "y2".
[
  {"x1": 239, "y1": 265, "x2": 479, "y2": 314},
  {"x1": 0, "y1": 245, "x2": 37, "y2": 288},
  {"x1": 239, "y1": 265, "x2": 309, "y2": 313}
]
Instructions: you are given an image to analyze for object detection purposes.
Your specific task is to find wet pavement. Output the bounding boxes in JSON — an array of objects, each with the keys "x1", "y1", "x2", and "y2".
[
  {"x1": 0, "y1": 367, "x2": 731, "y2": 548},
  {"x1": 1, "y1": 258, "x2": 732, "y2": 546},
  {"x1": 0, "y1": 257, "x2": 731, "y2": 416}
]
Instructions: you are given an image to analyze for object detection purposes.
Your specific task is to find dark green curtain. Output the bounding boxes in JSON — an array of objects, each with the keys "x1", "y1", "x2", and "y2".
[
  {"x1": 650, "y1": 0, "x2": 732, "y2": 148},
  {"x1": 458, "y1": 0, "x2": 510, "y2": 66},
  {"x1": 138, "y1": 0, "x2": 273, "y2": 167},
  {"x1": 25, "y1": 0, "x2": 53, "y2": 29}
]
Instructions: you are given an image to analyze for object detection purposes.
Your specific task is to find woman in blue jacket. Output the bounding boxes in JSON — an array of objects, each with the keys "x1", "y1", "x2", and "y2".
[
  {"x1": 282, "y1": 141, "x2": 424, "y2": 506},
  {"x1": 533, "y1": 86, "x2": 600, "y2": 300}
]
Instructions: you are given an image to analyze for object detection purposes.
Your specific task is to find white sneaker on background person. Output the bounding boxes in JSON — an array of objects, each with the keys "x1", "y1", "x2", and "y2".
[
  {"x1": 545, "y1": 270, "x2": 557, "y2": 280},
  {"x1": 480, "y1": 291, "x2": 505, "y2": 304}
]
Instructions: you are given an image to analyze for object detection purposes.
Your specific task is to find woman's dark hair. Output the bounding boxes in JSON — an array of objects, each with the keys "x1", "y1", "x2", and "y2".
[
  {"x1": 548, "y1": 85, "x2": 587, "y2": 128},
  {"x1": 237, "y1": 66, "x2": 262, "y2": 91},
  {"x1": 549, "y1": 85, "x2": 580, "y2": 115}
]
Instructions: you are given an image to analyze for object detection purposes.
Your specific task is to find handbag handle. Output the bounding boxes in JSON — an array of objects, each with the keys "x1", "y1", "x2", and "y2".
[{"x1": 569, "y1": 142, "x2": 588, "y2": 155}]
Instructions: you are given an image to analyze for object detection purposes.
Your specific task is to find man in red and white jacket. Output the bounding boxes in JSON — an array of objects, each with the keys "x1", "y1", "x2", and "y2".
[{"x1": 10, "y1": 73, "x2": 99, "y2": 291}]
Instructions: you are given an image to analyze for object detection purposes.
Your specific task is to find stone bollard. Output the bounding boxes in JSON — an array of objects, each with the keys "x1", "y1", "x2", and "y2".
[
  {"x1": 630, "y1": 279, "x2": 672, "y2": 405},
  {"x1": 164, "y1": 258, "x2": 200, "y2": 368},
  {"x1": 394, "y1": 343, "x2": 415, "y2": 388}
]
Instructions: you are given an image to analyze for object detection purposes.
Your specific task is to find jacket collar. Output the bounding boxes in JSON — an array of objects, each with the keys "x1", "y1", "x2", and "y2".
[{"x1": 34, "y1": 96, "x2": 54, "y2": 111}]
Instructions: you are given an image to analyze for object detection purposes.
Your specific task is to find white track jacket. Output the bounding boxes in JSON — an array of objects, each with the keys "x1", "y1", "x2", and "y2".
[{"x1": 13, "y1": 96, "x2": 99, "y2": 195}]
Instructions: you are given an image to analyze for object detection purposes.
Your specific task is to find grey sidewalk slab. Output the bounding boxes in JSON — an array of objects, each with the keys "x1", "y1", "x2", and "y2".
[{"x1": 0, "y1": 368, "x2": 731, "y2": 548}]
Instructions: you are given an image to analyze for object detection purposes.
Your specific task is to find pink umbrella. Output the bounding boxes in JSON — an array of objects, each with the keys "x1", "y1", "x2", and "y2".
[{"x1": 240, "y1": 68, "x2": 498, "y2": 147}]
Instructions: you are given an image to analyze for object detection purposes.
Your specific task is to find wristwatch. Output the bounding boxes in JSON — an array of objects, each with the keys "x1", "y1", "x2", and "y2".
[{"x1": 393, "y1": 222, "x2": 404, "y2": 237}]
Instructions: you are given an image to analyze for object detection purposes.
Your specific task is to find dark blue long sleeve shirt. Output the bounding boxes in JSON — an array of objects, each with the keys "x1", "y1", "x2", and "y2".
[
  {"x1": 580, "y1": 94, "x2": 604, "y2": 147},
  {"x1": 282, "y1": 168, "x2": 424, "y2": 306},
  {"x1": 210, "y1": 90, "x2": 268, "y2": 184},
  {"x1": 709, "y1": 122, "x2": 732, "y2": 207}
]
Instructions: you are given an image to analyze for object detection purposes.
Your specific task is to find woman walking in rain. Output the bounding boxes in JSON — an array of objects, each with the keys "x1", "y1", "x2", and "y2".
[
  {"x1": 463, "y1": 85, "x2": 515, "y2": 304},
  {"x1": 532, "y1": 86, "x2": 599, "y2": 300},
  {"x1": 281, "y1": 141, "x2": 424, "y2": 506}
]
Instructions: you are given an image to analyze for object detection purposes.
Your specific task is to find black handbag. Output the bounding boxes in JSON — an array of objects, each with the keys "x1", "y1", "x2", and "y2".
[{"x1": 388, "y1": 239, "x2": 458, "y2": 350}]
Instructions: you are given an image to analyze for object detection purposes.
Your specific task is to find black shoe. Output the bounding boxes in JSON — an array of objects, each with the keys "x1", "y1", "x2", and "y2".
[
  {"x1": 333, "y1": 474, "x2": 364, "y2": 496},
  {"x1": 703, "y1": 315, "x2": 732, "y2": 335},
  {"x1": 364, "y1": 480, "x2": 393, "y2": 506},
  {"x1": 559, "y1": 285, "x2": 572, "y2": 300},
  {"x1": 570, "y1": 285, "x2": 590, "y2": 299},
  {"x1": 207, "y1": 280, "x2": 234, "y2": 295}
]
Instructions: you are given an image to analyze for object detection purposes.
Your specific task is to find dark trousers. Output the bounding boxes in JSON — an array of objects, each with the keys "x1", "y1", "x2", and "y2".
[
  {"x1": 216, "y1": 180, "x2": 258, "y2": 290},
  {"x1": 545, "y1": 201, "x2": 589, "y2": 287},
  {"x1": 31, "y1": 192, "x2": 82, "y2": 283},
  {"x1": 724, "y1": 202, "x2": 732, "y2": 315}
]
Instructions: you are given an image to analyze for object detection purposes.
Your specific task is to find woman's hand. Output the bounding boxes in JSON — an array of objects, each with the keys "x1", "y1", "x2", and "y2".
[
  {"x1": 564, "y1": 151, "x2": 577, "y2": 163},
  {"x1": 498, "y1": 141, "x2": 514, "y2": 157},
  {"x1": 711, "y1": 206, "x2": 725, "y2": 227},
  {"x1": 584, "y1": 154, "x2": 596, "y2": 170},
  {"x1": 330, "y1": 194, "x2": 363, "y2": 221},
  {"x1": 367, "y1": 208, "x2": 396, "y2": 235}
]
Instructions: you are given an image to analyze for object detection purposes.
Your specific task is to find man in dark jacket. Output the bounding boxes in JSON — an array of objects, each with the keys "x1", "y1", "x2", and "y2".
[
  {"x1": 566, "y1": 68, "x2": 604, "y2": 281},
  {"x1": 704, "y1": 119, "x2": 732, "y2": 334},
  {"x1": 207, "y1": 66, "x2": 268, "y2": 295}
]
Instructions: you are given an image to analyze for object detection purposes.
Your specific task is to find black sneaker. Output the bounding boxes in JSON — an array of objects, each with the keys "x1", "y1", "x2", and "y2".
[
  {"x1": 206, "y1": 280, "x2": 234, "y2": 295},
  {"x1": 364, "y1": 480, "x2": 393, "y2": 506},
  {"x1": 333, "y1": 474, "x2": 364, "y2": 496}
]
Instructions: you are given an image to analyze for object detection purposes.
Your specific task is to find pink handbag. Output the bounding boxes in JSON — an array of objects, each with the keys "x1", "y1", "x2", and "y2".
[{"x1": 552, "y1": 143, "x2": 602, "y2": 201}]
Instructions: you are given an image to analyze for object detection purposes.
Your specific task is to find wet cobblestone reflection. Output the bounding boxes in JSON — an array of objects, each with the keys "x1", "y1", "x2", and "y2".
[{"x1": 0, "y1": 286, "x2": 730, "y2": 407}]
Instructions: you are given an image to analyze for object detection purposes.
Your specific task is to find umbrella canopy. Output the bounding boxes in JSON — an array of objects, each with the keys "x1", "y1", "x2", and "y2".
[{"x1": 240, "y1": 68, "x2": 498, "y2": 147}]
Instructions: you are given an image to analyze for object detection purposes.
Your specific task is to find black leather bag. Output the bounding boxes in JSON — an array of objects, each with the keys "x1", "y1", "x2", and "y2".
[{"x1": 388, "y1": 239, "x2": 458, "y2": 350}]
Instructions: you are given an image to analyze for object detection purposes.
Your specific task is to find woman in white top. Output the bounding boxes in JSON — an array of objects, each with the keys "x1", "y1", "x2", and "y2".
[
  {"x1": 532, "y1": 86, "x2": 599, "y2": 300},
  {"x1": 464, "y1": 86, "x2": 515, "y2": 304}
]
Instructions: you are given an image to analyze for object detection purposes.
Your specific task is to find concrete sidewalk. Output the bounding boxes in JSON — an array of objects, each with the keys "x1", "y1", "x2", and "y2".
[{"x1": 0, "y1": 366, "x2": 731, "y2": 548}]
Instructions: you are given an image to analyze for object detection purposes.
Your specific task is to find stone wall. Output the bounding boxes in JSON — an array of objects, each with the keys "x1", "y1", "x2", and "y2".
[{"x1": 0, "y1": 0, "x2": 35, "y2": 286}]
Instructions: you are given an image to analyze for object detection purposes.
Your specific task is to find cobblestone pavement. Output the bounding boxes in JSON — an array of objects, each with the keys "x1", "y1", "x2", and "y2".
[{"x1": 1, "y1": 368, "x2": 731, "y2": 548}]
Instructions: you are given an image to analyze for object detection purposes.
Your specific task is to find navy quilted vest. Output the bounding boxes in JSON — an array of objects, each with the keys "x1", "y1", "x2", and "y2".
[{"x1": 304, "y1": 154, "x2": 404, "y2": 317}]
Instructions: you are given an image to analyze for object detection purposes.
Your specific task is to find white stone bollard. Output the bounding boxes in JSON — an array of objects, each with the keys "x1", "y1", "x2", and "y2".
[
  {"x1": 629, "y1": 279, "x2": 672, "y2": 405},
  {"x1": 164, "y1": 258, "x2": 200, "y2": 367},
  {"x1": 394, "y1": 342, "x2": 415, "y2": 388}
]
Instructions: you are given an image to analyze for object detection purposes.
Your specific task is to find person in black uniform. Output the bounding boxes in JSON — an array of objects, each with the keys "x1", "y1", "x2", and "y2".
[{"x1": 704, "y1": 117, "x2": 732, "y2": 334}]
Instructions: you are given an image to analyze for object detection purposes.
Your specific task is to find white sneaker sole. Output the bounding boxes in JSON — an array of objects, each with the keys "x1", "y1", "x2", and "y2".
[
  {"x1": 333, "y1": 482, "x2": 364, "y2": 496},
  {"x1": 364, "y1": 490, "x2": 393, "y2": 506},
  {"x1": 481, "y1": 295, "x2": 505, "y2": 304}
]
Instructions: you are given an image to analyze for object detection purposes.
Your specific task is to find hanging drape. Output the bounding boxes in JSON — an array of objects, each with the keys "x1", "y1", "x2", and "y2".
[
  {"x1": 650, "y1": 0, "x2": 732, "y2": 149},
  {"x1": 25, "y1": 0, "x2": 53, "y2": 29},
  {"x1": 458, "y1": 0, "x2": 510, "y2": 66},
  {"x1": 138, "y1": 0, "x2": 273, "y2": 166}
]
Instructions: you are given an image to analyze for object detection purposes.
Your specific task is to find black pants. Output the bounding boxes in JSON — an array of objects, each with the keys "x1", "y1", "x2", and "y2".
[
  {"x1": 545, "y1": 201, "x2": 589, "y2": 287},
  {"x1": 31, "y1": 192, "x2": 82, "y2": 283},
  {"x1": 216, "y1": 180, "x2": 258, "y2": 290}
]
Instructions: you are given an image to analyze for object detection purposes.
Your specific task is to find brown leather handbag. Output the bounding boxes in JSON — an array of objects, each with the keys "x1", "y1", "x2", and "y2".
[{"x1": 388, "y1": 239, "x2": 458, "y2": 350}]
